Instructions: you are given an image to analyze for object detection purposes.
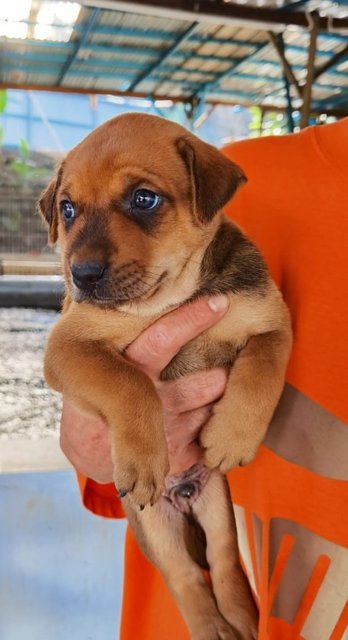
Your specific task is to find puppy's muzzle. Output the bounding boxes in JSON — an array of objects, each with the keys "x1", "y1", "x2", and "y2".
[{"x1": 71, "y1": 261, "x2": 106, "y2": 291}]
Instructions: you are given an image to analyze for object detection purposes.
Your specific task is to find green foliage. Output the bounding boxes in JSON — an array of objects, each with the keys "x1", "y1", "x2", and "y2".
[
  {"x1": 0, "y1": 90, "x2": 7, "y2": 114},
  {"x1": 9, "y1": 138, "x2": 47, "y2": 183},
  {"x1": 19, "y1": 138, "x2": 29, "y2": 159},
  {"x1": 249, "y1": 106, "x2": 262, "y2": 135},
  {"x1": 0, "y1": 89, "x2": 7, "y2": 150}
]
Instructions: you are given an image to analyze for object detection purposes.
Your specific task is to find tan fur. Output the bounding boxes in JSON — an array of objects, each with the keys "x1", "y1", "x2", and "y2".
[{"x1": 39, "y1": 113, "x2": 292, "y2": 639}]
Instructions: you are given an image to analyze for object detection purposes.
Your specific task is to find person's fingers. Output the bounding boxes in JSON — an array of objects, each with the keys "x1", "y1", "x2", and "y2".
[
  {"x1": 125, "y1": 295, "x2": 229, "y2": 377},
  {"x1": 160, "y1": 368, "x2": 227, "y2": 414},
  {"x1": 60, "y1": 401, "x2": 114, "y2": 483}
]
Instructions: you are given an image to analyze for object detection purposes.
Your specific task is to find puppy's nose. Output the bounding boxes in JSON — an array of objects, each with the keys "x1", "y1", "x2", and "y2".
[{"x1": 71, "y1": 261, "x2": 106, "y2": 289}]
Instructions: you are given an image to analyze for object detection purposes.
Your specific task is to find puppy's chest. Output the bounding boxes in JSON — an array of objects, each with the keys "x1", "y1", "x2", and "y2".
[{"x1": 160, "y1": 335, "x2": 238, "y2": 381}]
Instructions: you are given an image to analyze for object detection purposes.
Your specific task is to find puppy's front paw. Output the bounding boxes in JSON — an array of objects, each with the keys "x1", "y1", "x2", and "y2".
[
  {"x1": 113, "y1": 445, "x2": 169, "y2": 508},
  {"x1": 199, "y1": 416, "x2": 260, "y2": 473}
]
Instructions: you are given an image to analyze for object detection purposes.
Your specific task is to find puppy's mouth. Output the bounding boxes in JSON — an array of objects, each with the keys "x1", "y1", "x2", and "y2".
[{"x1": 68, "y1": 261, "x2": 167, "y2": 309}]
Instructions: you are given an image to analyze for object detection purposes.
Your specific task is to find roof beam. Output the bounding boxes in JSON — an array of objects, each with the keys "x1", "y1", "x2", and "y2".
[
  {"x1": 314, "y1": 43, "x2": 348, "y2": 80},
  {"x1": 1, "y1": 81, "x2": 348, "y2": 116},
  {"x1": 7, "y1": 19, "x2": 348, "y2": 44},
  {"x1": 127, "y1": 22, "x2": 198, "y2": 91},
  {"x1": 78, "y1": 0, "x2": 348, "y2": 33},
  {"x1": 189, "y1": 40, "x2": 269, "y2": 101},
  {"x1": 56, "y1": 8, "x2": 100, "y2": 86}
]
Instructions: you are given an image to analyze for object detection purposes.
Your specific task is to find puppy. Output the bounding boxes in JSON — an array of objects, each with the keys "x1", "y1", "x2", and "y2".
[{"x1": 39, "y1": 113, "x2": 292, "y2": 640}]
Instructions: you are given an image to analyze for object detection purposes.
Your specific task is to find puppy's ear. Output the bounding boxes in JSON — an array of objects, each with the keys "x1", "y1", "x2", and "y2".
[
  {"x1": 176, "y1": 136, "x2": 246, "y2": 223},
  {"x1": 37, "y1": 166, "x2": 63, "y2": 245}
]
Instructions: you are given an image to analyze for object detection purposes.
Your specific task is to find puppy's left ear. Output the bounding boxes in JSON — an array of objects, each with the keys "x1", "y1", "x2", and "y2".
[
  {"x1": 37, "y1": 165, "x2": 63, "y2": 245},
  {"x1": 176, "y1": 136, "x2": 246, "y2": 223}
]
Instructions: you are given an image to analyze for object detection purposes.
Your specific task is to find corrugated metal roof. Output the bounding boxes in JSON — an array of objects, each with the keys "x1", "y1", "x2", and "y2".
[{"x1": 0, "y1": 0, "x2": 347, "y2": 114}]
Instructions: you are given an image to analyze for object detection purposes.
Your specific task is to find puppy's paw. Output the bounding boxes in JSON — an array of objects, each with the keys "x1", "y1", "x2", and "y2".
[
  {"x1": 113, "y1": 447, "x2": 169, "y2": 508},
  {"x1": 199, "y1": 417, "x2": 260, "y2": 473}
]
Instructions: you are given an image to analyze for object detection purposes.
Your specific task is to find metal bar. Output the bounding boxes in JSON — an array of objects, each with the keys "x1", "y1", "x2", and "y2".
[
  {"x1": 317, "y1": 89, "x2": 348, "y2": 108},
  {"x1": 78, "y1": 0, "x2": 348, "y2": 33},
  {"x1": 284, "y1": 44, "x2": 332, "y2": 58},
  {"x1": 300, "y1": 13, "x2": 320, "y2": 128},
  {"x1": 268, "y1": 31, "x2": 302, "y2": 99},
  {"x1": 0, "y1": 35, "x2": 342, "y2": 62},
  {"x1": 250, "y1": 58, "x2": 348, "y2": 78},
  {"x1": 0, "y1": 38, "x2": 245, "y2": 65},
  {"x1": 56, "y1": 8, "x2": 100, "y2": 86},
  {"x1": 1, "y1": 80, "x2": 347, "y2": 116},
  {"x1": 314, "y1": 44, "x2": 348, "y2": 80},
  {"x1": 189, "y1": 40, "x2": 268, "y2": 100},
  {"x1": 127, "y1": 22, "x2": 198, "y2": 92},
  {"x1": 0, "y1": 61, "x2": 218, "y2": 85},
  {"x1": 0, "y1": 39, "x2": 245, "y2": 65}
]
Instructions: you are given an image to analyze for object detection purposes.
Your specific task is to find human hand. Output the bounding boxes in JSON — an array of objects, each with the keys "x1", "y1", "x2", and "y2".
[{"x1": 60, "y1": 295, "x2": 229, "y2": 482}]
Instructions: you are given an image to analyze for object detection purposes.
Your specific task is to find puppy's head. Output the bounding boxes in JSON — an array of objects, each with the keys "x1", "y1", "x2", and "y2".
[{"x1": 38, "y1": 113, "x2": 245, "y2": 312}]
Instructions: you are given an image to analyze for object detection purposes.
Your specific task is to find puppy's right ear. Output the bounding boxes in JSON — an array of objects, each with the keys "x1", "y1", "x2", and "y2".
[{"x1": 37, "y1": 166, "x2": 63, "y2": 245}]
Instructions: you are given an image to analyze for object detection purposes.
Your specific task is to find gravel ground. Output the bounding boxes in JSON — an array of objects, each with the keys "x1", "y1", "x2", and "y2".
[{"x1": 0, "y1": 307, "x2": 61, "y2": 440}]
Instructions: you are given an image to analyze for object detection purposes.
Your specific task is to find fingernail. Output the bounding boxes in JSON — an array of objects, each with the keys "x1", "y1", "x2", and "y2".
[{"x1": 208, "y1": 295, "x2": 229, "y2": 312}]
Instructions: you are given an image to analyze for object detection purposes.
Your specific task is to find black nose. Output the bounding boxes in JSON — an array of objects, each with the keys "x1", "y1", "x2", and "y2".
[{"x1": 71, "y1": 261, "x2": 106, "y2": 290}]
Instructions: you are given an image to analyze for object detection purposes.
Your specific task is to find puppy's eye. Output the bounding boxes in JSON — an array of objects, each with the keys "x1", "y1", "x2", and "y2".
[
  {"x1": 61, "y1": 200, "x2": 75, "y2": 221},
  {"x1": 132, "y1": 189, "x2": 160, "y2": 211}
]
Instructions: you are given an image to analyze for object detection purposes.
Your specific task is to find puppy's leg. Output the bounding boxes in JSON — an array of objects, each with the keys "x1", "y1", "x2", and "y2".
[
  {"x1": 124, "y1": 499, "x2": 241, "y2": 640},
  {"x1": 200, "y1": 328, "x2": 291, "y2": 471},
  {"x1": 45, "y1": 318, "x2": 168, "y2": 506},
  {"x1": 192, "y1": 472, "x2": 258, "y2": 640}
]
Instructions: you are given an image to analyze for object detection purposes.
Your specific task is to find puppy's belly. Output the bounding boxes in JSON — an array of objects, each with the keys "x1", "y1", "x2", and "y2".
[{"x1": 163, "y1": 463, "x2": 211, "y2": 513}]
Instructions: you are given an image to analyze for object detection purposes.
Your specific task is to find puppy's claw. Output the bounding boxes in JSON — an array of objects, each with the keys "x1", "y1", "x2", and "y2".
[{"x1": 113, "y1": 453, "x2": 168, "y2": 508}]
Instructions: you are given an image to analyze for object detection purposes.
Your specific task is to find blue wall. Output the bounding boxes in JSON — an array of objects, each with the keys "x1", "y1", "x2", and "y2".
[
  {"x1": 0, "y1": 89, "x2": 252, "y2": 154},
  {"x1": 0, "y1": 469, "x2": 126, "y2": 640}
]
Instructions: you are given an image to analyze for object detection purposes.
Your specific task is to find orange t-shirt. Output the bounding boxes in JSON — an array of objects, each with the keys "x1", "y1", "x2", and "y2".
[{"x1": 78, "y1": 119, "x2": 348, "y2": 640}]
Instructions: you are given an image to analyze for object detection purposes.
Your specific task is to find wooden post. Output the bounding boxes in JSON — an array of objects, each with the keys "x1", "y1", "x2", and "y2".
[
  {"x1": 268, "y1": 31, "x2": 302, "y2": 99},
  {"x1": 300, "y1": 12, "x2": 319, "y2": 129}
]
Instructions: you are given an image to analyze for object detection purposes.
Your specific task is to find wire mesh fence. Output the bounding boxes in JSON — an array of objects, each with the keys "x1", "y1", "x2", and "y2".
[
  {"x1": 0, "y1": 187, "x2": 51, "y2": 255},
  {"x1": 0, "y1": 148, "x2": 60, "y2": 274}
]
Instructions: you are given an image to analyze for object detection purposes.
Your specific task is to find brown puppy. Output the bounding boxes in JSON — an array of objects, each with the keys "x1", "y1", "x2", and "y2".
[{"x1": 39, "y1": 113, "x2": 292, "y2": 640}]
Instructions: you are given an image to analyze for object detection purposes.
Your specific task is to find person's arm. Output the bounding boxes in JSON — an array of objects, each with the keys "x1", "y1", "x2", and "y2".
[{"x1": 60, "y1": 295, "x2": 229, "y2": 516}]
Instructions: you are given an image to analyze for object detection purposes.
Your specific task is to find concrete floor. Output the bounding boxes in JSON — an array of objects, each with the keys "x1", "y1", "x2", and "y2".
[
  {"x1": 0, "y1": 308, "x2": 126, "y2": 639},
  {"x1": 0, "y1": 469, "x2": 126, "y2": 640}
]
